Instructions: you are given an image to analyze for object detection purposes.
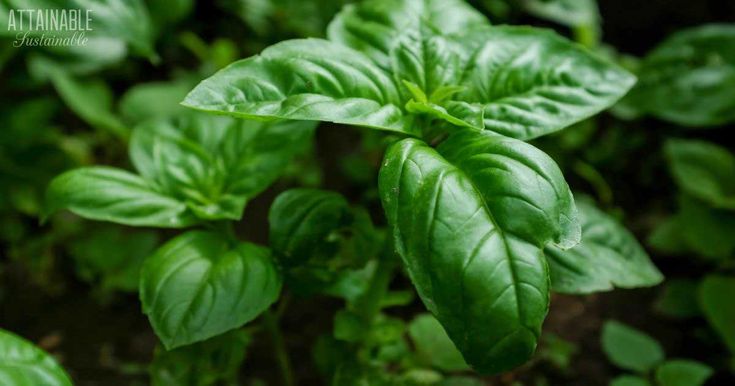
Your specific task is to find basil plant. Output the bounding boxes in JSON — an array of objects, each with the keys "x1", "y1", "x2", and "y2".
[{"x1": 45, "y1": 0, "x2": 662, "y2": 376}]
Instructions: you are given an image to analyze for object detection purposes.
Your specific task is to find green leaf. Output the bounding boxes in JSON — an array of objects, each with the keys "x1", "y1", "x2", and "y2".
[
  {"x1": 647, "y1": 216, "x2": 690, "y2": 255},
  {"x1": 545, "y1": 197, "x2": 662, "y2": 294},
  {"x1": 655, "y1": 360, "x2": 713, "y2": 386},
  {"x1": 522, "y1": 0, "x2": 600, "y2": 28},
  {"x1": 610, "y1": 375, "x2": 652, "y2": 386},
  {"x1": 140, "y1": 231, "x2": 281, "y2": 349},
  {"x1": 68, "y1": 226, "x2": 158, "y2": 293},
  {"x1": 623, "y1": 24, "x2": 735, "y2": 127},
  {"x1": 119, "y1": 78, "x2": 196, "y2": 124},
  {"x1": 676, "y1": 195, "x2": 735, "y2": 260},
  {"x1": 130, "y1": 114, "x2": 315, "y2": 221},
  {"x1": 47, "y1": 70, "x2": 129, "y2": 140},
  {"x1": 269, "y1": 188, "x2": 351, "y2": 267},
  {"x1": 699, "y1": 275, "x2": 735, "y2": 353},
  {"x1": 408, "y1": 313, "x2": 469, "y2": 372},
  {"x1": 379, "y1": 130, "x2": 579, "y2": 374},
  {"x1": 655, "y1": 279, "x2": 701, "y2": 319},
  {"x1": 454, "y1": 26, "x2": 635, "y2": 139},
  {"x1": 150, "y1": 329, "x2": 250, "y2": 386},
  {"x1": 0, "y1": 329, "x2": 73, "y2": 386},
  {"x1": 45, "y1": 166, "x2": 197, "y2": 228},
  {"x1": 182, "y1": 38, "x2": 412, "y2": 135},
  {"x1": 73, "y1": 0, "x2": 157, "y2": 60},
  {"x1": 186, "y1": 0, "x2": 633, "y2": 140},
  {"x1": 601, "y1": 320, "x2": 664, "y2": 373},
  {"x1": 665, "y1": 139, "x2": 735, "y2": 210}
]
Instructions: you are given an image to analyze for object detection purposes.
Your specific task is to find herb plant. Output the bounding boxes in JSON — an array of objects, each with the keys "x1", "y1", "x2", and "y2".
[{"x1": 4, "y1": 0, "x2": 734, "y2": 384}]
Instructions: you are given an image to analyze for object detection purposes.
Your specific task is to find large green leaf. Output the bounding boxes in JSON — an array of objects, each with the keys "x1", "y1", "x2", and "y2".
[
  {"x1": 545, "y1": 198, "x2": 662, "y2": 294},
  {"x1": 655, "y1": 360, "x2": 713, "y2": 386},
  {"x1": 182, "y1": 39, "x2": 412, "y2": 134},
  {"x1": 268, "y1": 188, "x2": 351, "y2": 266},
  {"x1": 140, "y1": 231, "x2": 281, "y2": 349},
  {"x1": 185, "y1": 0, "x2": 633, "y2": 140},
  {"x1": 45, "y1": 166, "x2": 197, "y2": 228},
  {"x1": 699, "y1": 275, "x2": 735, "y2": 353},
  {"x1": 379, "y1": 130, "x2": 578, "y2": 374},
  {"x1": 623, "y1": 24, "x2": 735, "y2": 127},
  {"x1": 0, "y1": 329, "x2": 73, "y2": 386},
  {"x1": 130, "y1": 114, "x2": 315, "y2": 221},
  {"x1": 665, "y1": 139, "x2": 735, "y2": 210},
  {"x1": 601, "y1": 320, "x2": 664, "y2": 373},
  {"x1": 453, "y1": 26, "x2": 634, "y2": 139}
]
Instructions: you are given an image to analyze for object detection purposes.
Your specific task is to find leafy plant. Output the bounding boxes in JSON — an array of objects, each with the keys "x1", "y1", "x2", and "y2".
[
  {"x1": 602, "y1": 320, "x2": 713, "y2": 386},
  {"x1": 179, "y1": 0, "x2": 658, "y2": 376}
]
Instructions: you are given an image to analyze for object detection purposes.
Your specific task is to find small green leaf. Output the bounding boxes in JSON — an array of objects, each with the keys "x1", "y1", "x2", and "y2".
[
  {"x1": 130, "y1": 114, "x2": 315, "y2": 221},
  {"x1": 699, "y1": 275, "x2": 735, "y2": 353},
  {"x1": 0, "y1": 329, "x2": 73, "y2": 386},
  {"x1": 48, "y1": 70, "x2": 128, "y2": 140},
  {"x1": 665, "y1": 139, "x2": 735, "y2": 210},
  {"x1": 655, "y1": 360, "x2": 713, "y2": 386},
  {"x1": 140, "y1": 231, "x2": 281, "y2": 349},
  {"x1": 408, "y1": 313, "x2": 469, "y2": 372},
  {"x1": 610, "y1": 375, "x2": 652, "y2": 386},
  {"x1": 655, "y1": 279, "x2": 701, "y2": 319},
  {"x1": 269, "y1": 188, "x2": 350, "y2": 267},
  {"x1": 45, "y1": 166, "x2": 197, "y2": 228},
  {"x1": 119, "y1": 78, "x2": 195, "y2": 124},
  {"x1": 623, "y1": 24, "x2": 735, "y2": 127},
  {"x1": 676, "y1": 195, "x2": 735, "y2": 259},
  {"x1": 601, "y1": 320, "x2": 664, "y2": 373},
  {"x1": 546, "y1": 197, "x2": 663, "y2": 294},
  {"x1": 379, "y1": 130, "x2": 578, "y2": 374}
]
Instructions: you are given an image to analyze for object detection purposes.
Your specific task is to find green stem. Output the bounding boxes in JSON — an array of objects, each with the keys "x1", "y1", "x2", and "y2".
[
  {"x1": 263, "y1": 309, "x2": 295, "y2": 386},
  {"x1": 355, "y1": 247, "x2": 396, "y2": 325},
  {"x1": 573, "y1": 160, "x2": 613, "y2": 206}
]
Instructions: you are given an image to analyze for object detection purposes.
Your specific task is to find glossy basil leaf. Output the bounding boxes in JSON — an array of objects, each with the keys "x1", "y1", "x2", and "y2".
[
  {"x1": 699, "y1": 275, "x2": 735, "y2": 353},
  {"x1": 545, "y1": 198, "x2": 662, "y2": 294},
  {"x1": 601, "y1": 320, "x2": 664, "y2": 373},
  {"x1": 0, "y1": 329, "x2": 73, "y2": 386},
  {"x1": 186, "y1": 0, "x2": 633, "y2": 139},
  {"x1": 183, "y1": 38, "x2": 412, "y2": 135},
  {"x1": 623, "y1": 24, "x2": 735, "y2": 127},
  {"x1": 130, "y1": 114, "x2": 315, "y2": 221},
  {"x1": 408, "y1": 313, "x2": 469, "y2": 372},
  {"x1": 269, "y1": 188, "x2": 351, "y2": 266},
  {"x1": 379, "y1": 130, "x2": 579, "y2": 374},
  {"x1": 665, "y1": 139, "x2": 735, "y2": 210},
  {"x1": 655, "y1": 360, "x2": 713, "y2": 386},
  {"x1": 454, "y1": 26, "x2": 634, "y2": 139},
  {"x1": 141, "y1": 231, "x2": 281, "y2": 349},
  {"x1": 45, "y1": 166, "x2": 197, "y2": 228},
  {"x1": 610, "y1": 375, "x2": 652, "y2": 386}
]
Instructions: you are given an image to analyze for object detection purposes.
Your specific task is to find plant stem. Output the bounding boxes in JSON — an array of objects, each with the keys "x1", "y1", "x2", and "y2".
[
  {"x1": 263, "y1": 309, "x2": 295, "y2": 386},
  {"x1": 355, "y1": 246, "x2": 396, "y2": 325}
]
